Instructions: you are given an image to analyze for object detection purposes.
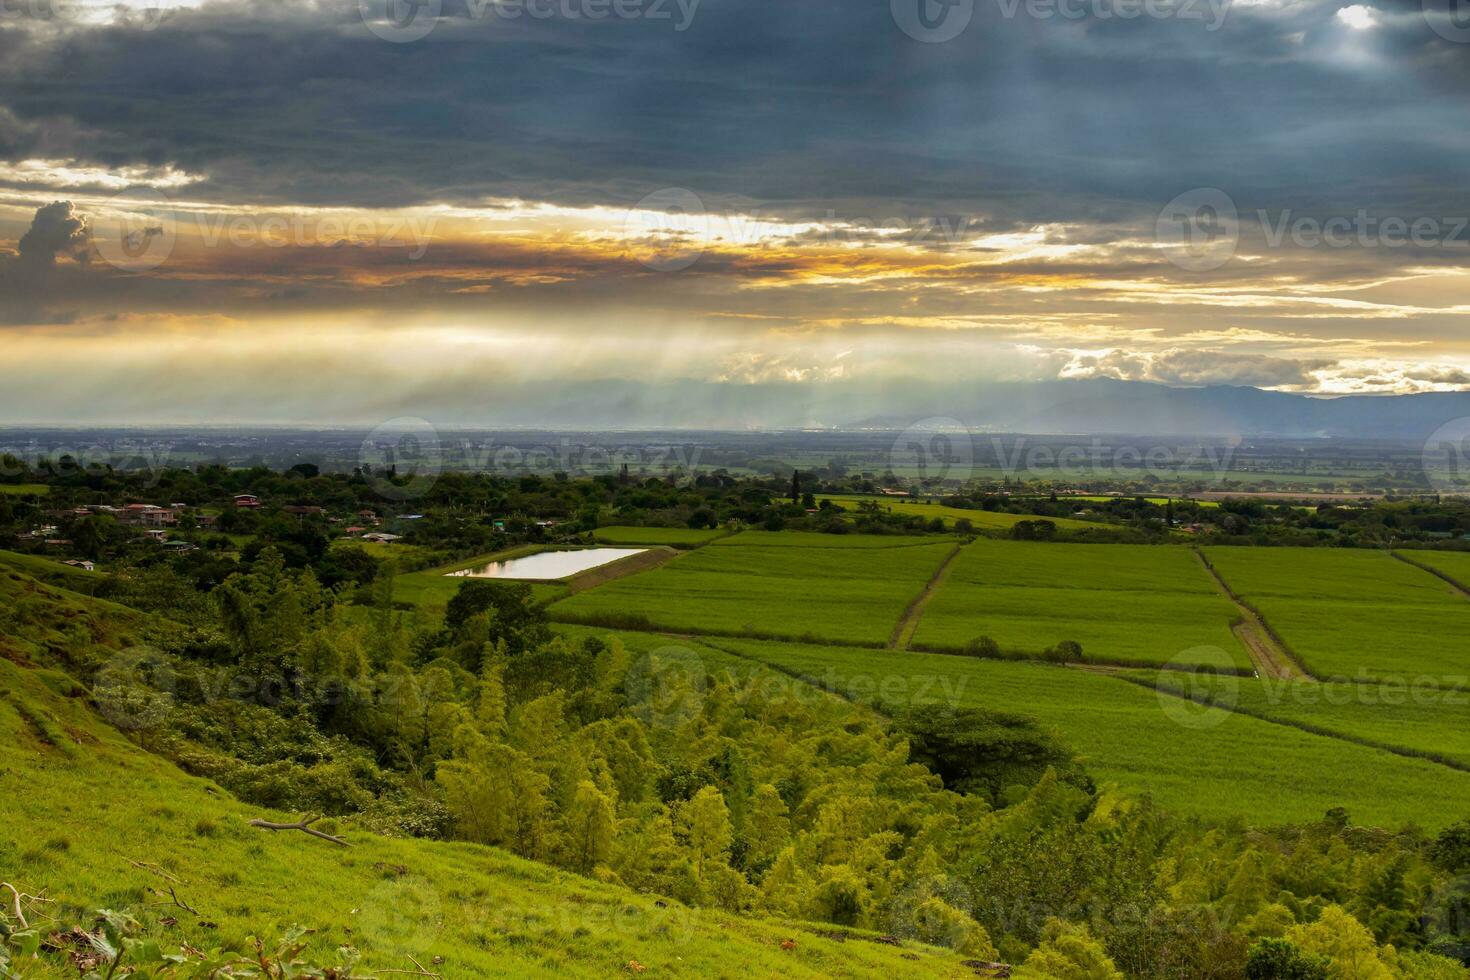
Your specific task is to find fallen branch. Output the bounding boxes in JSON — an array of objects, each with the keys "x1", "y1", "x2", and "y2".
[
  {"x1": 375, "y1": 955, "x2": 442, "y2": 978},
  {"x1": 128, "y1": 859, "x2": 184, "y2": 884},
  {"x1": 2, "y1": 882, "x2": 27, "y2": 929},
  {"x1": 247, "y1": 813, "x2": 350, "y2": 847},
  {"x1": 148, "y1": 885, "x2": 200, "y2": 916}
]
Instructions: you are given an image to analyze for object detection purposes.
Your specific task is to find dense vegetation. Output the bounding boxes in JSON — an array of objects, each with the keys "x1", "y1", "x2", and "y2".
[{"x1": 8, "y1": 458, "x2": 1470, "y2": 977}]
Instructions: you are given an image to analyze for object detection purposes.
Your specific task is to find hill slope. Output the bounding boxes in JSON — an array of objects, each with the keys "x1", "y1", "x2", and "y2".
[{"x1": 0, "y1": 580, "x2": 976, "y2": 978}]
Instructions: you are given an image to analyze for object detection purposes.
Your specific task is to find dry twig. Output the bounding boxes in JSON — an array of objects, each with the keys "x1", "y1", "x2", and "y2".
[
  {"x1": 2, "y1": 882, "x2": 26, "y2": 929},
  {"x1": 247, "y1": 813, "x2": 350, "y2": 847}
]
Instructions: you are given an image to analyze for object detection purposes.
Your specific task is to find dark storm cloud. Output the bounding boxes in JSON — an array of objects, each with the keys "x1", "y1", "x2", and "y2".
[
  {"x1": 16, "y1": 200, "x2": 88, "y2": 266},
  {"x1": 0, "y1": 0, "x2": 1466, "y2": 228}
]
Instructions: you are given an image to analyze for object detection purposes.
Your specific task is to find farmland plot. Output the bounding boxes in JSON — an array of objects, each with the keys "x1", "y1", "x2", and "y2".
[
  {"x1": 549, "y1": 532, "x2": 955, "y2": 645},
  {"x1": 910, "y1": 539, "x2": 1251, "y2": 670},
  {"x1": 1148, "y1": 670, "x2": 1470, "y2": 771},
  {"x1": 712, "y1": 636, "x2": 1470, "y2": 828},
  {"x1": 1203, "y1": 547, "x2": 1470, "y2": 681}
]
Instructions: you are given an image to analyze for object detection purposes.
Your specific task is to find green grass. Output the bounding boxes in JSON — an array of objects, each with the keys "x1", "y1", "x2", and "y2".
[
  {"x1": 708, "y1": 636, "x2": 1470, "y2": 829},
  {"x1": 0, "y1": 483, "x2": 49, "y2": 495},
  {"x1": 1203, "y1": 547, "x2": 1470, "y2": 681},
  {"x1": 331, "y1": 537, "x2": 433, "y2": 563},
  {"x1": 1397, "y1": 549, "x2": 1470, "y2": 593},
  {"x1": 910, "y1": 539, "x2": 1252, "y2": 670},
  {"x1": 710, "y1": 530, "x2": 957, "y2": 548},
  {"x1": 1146, "y1": 669, "x2": 1470, "y2": 772},
  {"x1": 592, "y1": 525, "x2": 730, "y2": 546},
  {"x1": 550, "y1": 533, "x2": 955, "y2": 645},
  {"x1": 0, "y1": 549, "x2": 107, "y2": 595},
  {"x1": 0, "y1": 657, "x2": 971, "y2": 978},
  {"x1": 817, "y1": 495, "x2": 1098, "y2": 532}
]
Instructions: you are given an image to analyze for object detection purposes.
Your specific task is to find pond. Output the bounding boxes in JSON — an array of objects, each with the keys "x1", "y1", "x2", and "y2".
[{"x1": 448, "y1": 548, "x2": 646, "y2": 581}]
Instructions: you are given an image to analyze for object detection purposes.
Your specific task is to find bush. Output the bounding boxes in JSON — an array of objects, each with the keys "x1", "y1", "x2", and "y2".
[
  {"x1": 1244, "y1": 938, "x2": 1329, "y2": 980},
  {"x1": 965, "y1": 635, "x2": 1001, "y2": 658}
]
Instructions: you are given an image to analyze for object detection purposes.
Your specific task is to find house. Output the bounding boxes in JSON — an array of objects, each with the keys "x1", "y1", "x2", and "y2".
[
  {"x1": 343, "y1": 526, "x2": 366, "y2": 535},
  {"x1": 145, "y1": 529, "x2": 168, "y2": 541},
  {"x1": 360, "y1": 532, "x2": 402, "y2": 544},
  {"x1": 120, "y1": 503, "x2": 176, "y2": 528},
  {"x1": 234, "y1": 494, "x2": 262, "y2": 508},
  {"x1": 63, "y1": 559, "x2": 96, "y2": 572},
  {"x1": 161, "y1": 540, "x2": 197, "y2": 553}
]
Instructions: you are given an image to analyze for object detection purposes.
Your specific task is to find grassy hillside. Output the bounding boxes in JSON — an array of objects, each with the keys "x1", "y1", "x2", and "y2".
[
  {"x1": 0, "y1": 652, "x2": 975, "y2": 978},
  {"x1": 0, "y1": 548, "x2": 108, "y2": 596}
]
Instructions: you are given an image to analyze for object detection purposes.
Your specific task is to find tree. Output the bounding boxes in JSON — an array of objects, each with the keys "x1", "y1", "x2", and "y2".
[
  {"x1": 745, "y1": 784, "x2": 791, "y2": 870},
  {"x1": 444, "y1": 580, "x2": 550, "y2": 655},
  {"x1": 893, "y1": 706, "x2": 1082, "y2": 803},
  {"x1": 565, "y1": 780, "x2": 616, "y2": 873},
  {"x1": 682, "y1": 786, "x2": 733, "y2": 873},
  {"x1": 1244, "y1": 938, "x2": 1329, "y2": 980},
  {"x1": 965, "y1": 635, "x2": 1000, "y2": 658},
  {"x1": 790, "y1": 470, "x2": 801, "y2": 503},
  {"x1": 1012, "y1": 919, "x2": 1123, "y2": 980},
  {"x1": 1285, "y1": 906, "x2": 1395, "y2": 980}
]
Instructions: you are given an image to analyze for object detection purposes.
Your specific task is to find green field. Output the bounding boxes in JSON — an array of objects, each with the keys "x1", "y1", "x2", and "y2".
[
  {"x1": 550, "y1": 532, "x2": 956, "y2": 645},
  {"x1": 0, "y1": 657, "x2": 970, "y2": 978},
  {"x1": 910, "y1": 539, "x2": 1252, "y2": 670},
  {"x1": 1147, "y1": 669, "x2": 1470, "y2": 771},
  {"x1": 817, "y1": 495, "x2": 1098, "y2": 532},
  {"x1": 1204, "y1": 547, "x2": 1470, "y2": 681},
  {"x1": 1398, "y1": 549, "x2": 1470, "y2": 593},
  {"x1": 708, "y1": 635, "x2": 1470, "y2": 828},
  {"x1": 0, "y1": 483, "x2": 49, "y2": 495},
  {"x1": 592, "y1": 524, "x2": 730, "y2": 546}
]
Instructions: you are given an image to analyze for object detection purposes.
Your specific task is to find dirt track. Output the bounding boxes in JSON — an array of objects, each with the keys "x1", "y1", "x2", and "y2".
[{"x1": 888, "y1": 542, "x2": 964, "y2": 651}]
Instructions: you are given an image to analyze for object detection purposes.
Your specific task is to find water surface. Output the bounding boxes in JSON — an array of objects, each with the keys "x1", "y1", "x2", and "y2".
[{"x1": 449, "y1": 548, "x2": 645, "y2": 581}]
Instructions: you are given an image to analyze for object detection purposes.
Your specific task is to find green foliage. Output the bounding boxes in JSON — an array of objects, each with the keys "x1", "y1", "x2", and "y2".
[
  {"x1": 1246, "y1": 937, "x2": 1331, "y2": 980},
  {"x1": 892, "y1": 705, "x2": 1085, "y2": 804}
]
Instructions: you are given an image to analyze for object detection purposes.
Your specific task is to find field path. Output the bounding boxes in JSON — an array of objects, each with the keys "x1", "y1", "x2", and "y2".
[
  {"x1": 1194, "y1": 551, "x2": 1307, "y2": 680},
  {"x1": 1392, "y1": 551, "x2": 1470, "y2": 601},
  {"x1": 888, "y1": 542, "x2": 965, "y2": 651}
]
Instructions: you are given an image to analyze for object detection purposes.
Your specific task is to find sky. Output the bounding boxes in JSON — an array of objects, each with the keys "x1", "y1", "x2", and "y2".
[{"x1": 1, "y1": 0, "x2": 1469, "y2": 424}]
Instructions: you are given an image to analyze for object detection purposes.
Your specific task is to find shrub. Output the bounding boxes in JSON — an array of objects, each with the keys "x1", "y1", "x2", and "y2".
[
  {"x1": 965, "y1": 635, "x2": 1001, "y2": 658},
  {"x1": 1244, "y1": 937, "x2": 1329, "y2": 980}
]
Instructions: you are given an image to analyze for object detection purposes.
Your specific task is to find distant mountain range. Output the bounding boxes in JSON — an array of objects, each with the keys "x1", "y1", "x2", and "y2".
[{"x1": 445, "y1": 378, "x2": 1470, "y2": 439}]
